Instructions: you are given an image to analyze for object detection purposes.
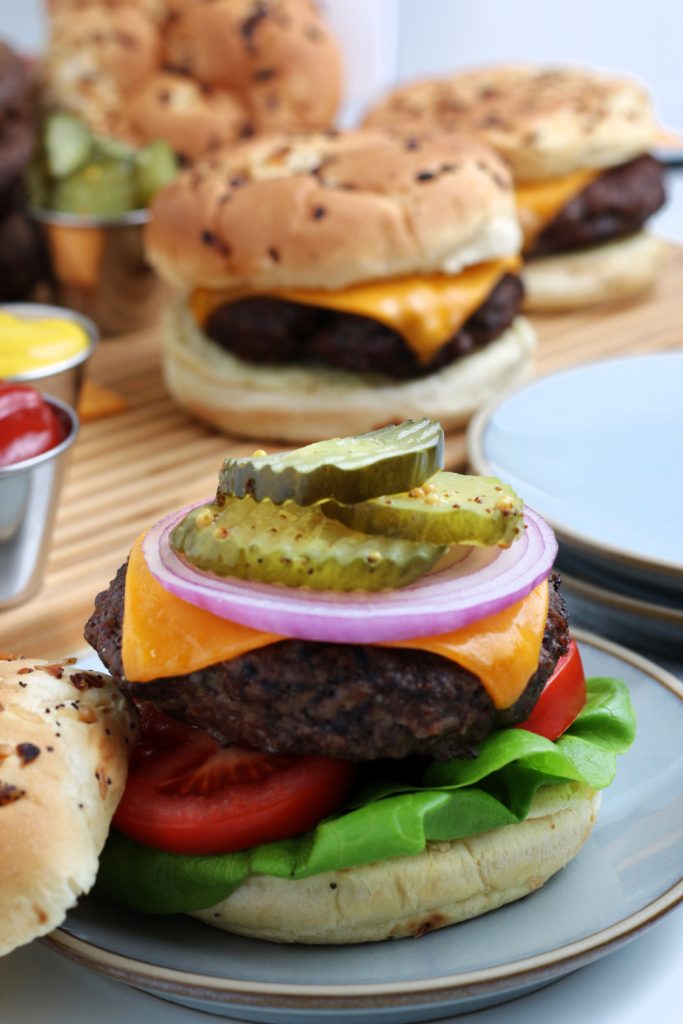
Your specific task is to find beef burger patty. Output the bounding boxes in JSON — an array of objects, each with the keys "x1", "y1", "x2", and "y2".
[
  {"x1": 204, "y1": 273, "x2": 523, "y2": 380},
  {"x1": 529, "y1": 155, "x2": 665, "y2": 258},
  {"x1": 85, "y1": 567, "x2": 569, "y2": 762}
]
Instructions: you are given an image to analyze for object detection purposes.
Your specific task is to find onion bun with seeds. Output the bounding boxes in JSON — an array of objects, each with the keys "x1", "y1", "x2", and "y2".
[
  {"x1": 0, "y1": 655, "x2": 135, "y2": 957},
  {"x1": 365, "y1": 64, "x2": 670, "y2": 310},
  {"x1": 145, "y1": 129, "x2": 535, "y2": 441},
  {"x1": 44, "y1": 0, "x2": 342, "y2": 161}
]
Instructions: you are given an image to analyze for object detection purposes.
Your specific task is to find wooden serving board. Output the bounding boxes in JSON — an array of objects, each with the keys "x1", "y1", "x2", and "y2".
[{"x1": 2, "y1": 245, "x2": 683, "y2": 659}]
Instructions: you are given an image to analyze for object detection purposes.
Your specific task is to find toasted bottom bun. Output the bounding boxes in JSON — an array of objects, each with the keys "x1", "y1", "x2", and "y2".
[
  {"x1": 0, "y1": 656, "x2": 135, "y2": 957},
  {"x1": 191, "y1": 783, "x2": 600, "y2": 944},
  {"x1": 163, "y1": 302, "x2": 536, "y2": 443},
  {"x1": 522, "y1": 231, "x2": 668, "y2": 311}
]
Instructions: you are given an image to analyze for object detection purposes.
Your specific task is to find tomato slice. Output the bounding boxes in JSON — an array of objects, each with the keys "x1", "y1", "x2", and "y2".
[
  {"x1": 114, "y1": 703, "x2": 356, "y2": 855},
  {"x1": 515, "y1": 639, "x2": 587, "y2": 741}
]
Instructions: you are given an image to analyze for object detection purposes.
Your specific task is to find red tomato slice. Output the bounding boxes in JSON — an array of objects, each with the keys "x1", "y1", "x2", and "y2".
[
  {"x1": 515, "y1": 639, "x2": 587, "y2": 741},
  {"x1": 114, "y1": 703, "x2": 356, "y2": 855}
]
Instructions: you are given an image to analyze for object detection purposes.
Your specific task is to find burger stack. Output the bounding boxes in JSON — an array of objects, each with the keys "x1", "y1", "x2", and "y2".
[
  {"x1": 144, "y1": 130, "x2": 536, "y2": 441},
  {"x1": 365, "y1": 64, "x2": 670, "y2": 311},
  {"x1": 42, "y1": 0, "x2": 342, "y2": 163}
]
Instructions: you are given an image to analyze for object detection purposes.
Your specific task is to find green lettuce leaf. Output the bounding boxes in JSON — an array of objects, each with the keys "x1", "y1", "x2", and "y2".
[{"x1": 97, "y1": 677, "x2": 636, "y2": 914}]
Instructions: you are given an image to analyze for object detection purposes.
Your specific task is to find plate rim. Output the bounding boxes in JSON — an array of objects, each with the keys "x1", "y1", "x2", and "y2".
[
  {"x1": 562, "y1": 572, "x2": 683, "y2": 625},
  {"x1": 466, "y1": 354, "x2": 683, "y2": 580},
  {"x1": 44, "y1": 630, "x2": 683, "y2": 1012}
]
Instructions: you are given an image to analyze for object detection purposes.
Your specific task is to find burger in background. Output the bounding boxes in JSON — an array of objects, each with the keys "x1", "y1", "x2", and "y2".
[
  {"x1": 42, "y1": 0, "x2": 343, "y2": 164},
  {"x1": 365, "y1": 64, "x2": 670, "y2": 310},
  {"x1": 145, "y1": 130, "x2": 535, "y2": 442},
  {"x1": 0, "y1": 40, "x2": 49, "y2": 302}
]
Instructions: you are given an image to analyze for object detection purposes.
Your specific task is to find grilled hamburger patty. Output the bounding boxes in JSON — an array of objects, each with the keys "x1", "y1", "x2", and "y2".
[
  {"x1": 529, "y1": 155, "x2": 665, "y2": 258},
  {"x1": 84, "y1": 567, "x2": 569, "y2": 762},
  {"x1": 204, "y1": 273, "x2": 523, "y2": 380}
]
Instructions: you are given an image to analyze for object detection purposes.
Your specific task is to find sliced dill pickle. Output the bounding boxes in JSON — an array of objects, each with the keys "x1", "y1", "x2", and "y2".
[
  {"x1": 44, "y1": 113, "x2": 92, "y2": 179},
  {"x1": 322, "y1": 472, "x2": 524, "y2": 548},
  {"x1": 134, "y1": 139, "x2": 179, "y2": 207},
  {"x1": 51, "y1": 159, "x2": 137, "y2": 216},
  {"x1": 171, "y1": 498, "x2": 445, "y2": 591},
  {"x1": 217, "y1": 420, "x2": 444, "y2": 507},
  {"x1": 92, "y1": 134, "x2": 137, "y2": 163}
]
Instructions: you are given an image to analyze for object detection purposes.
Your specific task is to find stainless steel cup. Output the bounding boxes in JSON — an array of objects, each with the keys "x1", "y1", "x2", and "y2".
[
  {"x1": 1, "y1": 302, "x2": 98, "y2": 408},
  {"x1": 0, "y1": 395, "x2": 78, "y2": 610},
  {"x1": 30, "y1": 208, "x2": 170, "y2": 337}
]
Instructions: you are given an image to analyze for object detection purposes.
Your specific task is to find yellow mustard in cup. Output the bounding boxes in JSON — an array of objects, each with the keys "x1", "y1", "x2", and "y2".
[{"x1": 0, "y1": 311, "x2": 90, "y2": 376}]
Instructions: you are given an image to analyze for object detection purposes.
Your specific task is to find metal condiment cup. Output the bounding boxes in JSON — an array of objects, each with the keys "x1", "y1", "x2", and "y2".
[
  {"x1": 0, "y1": 395, "x2": 79, "y2": 610},
  {"x1": 30, "y1": 208, "x2": 170, "y2": 337},
  {"x1": 1, "y1": 302, "x2": 98, "y2": 409}
]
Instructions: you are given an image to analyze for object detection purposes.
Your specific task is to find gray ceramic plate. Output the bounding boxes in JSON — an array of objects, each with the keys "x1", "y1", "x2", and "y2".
[
  {"x1": 45, "y1": 633, "x2": 683, "y2": 1024},
  {"x1": 467, "y1": 355, "x2": 683, "y2": 602},
  {"x1": 562, "y1": 573, "x2": 683, "y2": 656}
]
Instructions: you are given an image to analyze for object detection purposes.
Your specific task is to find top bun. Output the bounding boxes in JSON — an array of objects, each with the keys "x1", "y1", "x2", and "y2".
[
  {"x1": 44, "y1": 0, "x2": 342, "y2": 161},
  {"x1": 0, "y1": 655, "x2": 135, "y2": 957},
  {"x1": 365, "y1": 65, "x2": 663, "y2": 181},
  {"x1": 146, "y1": 130, "x2": 521, "y2": 292}
]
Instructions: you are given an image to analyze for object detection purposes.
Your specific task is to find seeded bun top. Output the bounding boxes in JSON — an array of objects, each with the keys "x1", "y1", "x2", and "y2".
[
  {"x1": 43, "y1": 0, "x2": 342, "y2": 161},
  {"x1": 0, "y1": 655, "x2": 135, "y2": 957},
  {"x1": 365, "y1": 65, "x2": 664, "y2": 182},
  {"x1": 145, "y1": 130, "x2": 521, "y2": 292}
]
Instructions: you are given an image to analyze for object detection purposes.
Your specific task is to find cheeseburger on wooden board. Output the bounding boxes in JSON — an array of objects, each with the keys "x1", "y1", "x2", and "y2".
[
  {"x1": 43, "y1": 0, "x2": 342, "y2": 162},
  {"x1": 145, "y1": 130, "x2": 535, "y2": 442},
  {"x1": 84, "y1": 421, "x2": 635, "y2": 944},
  {"x1": 365, "y1": 65, "x2": 669, "y2": 310}
]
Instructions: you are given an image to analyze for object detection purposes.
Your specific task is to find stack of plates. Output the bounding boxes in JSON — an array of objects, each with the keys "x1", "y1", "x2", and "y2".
[{"x1": 468, "y1": 353, "x2": 683, "y2": 657}]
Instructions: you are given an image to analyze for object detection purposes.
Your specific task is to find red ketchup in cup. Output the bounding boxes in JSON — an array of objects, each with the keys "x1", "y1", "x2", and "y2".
[{"x1": 0, "y1": 383, "x2": 67, "y2": 467}]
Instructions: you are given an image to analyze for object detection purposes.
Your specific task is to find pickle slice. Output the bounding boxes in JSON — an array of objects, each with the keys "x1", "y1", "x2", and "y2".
[
  {"x1": 322, "y1": 472, "x2": 524, "y2": 548},
  {"x1": 44, "y1": 113, "x2": 92, "y2": 179},
  {"x1": 92, "y1": 135, "x2": 137, "y2": 163},
  {"x1": 218, "y1": 420, "x2": 445, "y2": 507},
  {"x1": 171, "y1": 498, "x2": 445, "y2": 591},
  {"x1": 51, "y1": 159, "x2": 137, "y2": 216},
  {"x1": 134, "y1": 139, "x2": 179, "y2": 207}
]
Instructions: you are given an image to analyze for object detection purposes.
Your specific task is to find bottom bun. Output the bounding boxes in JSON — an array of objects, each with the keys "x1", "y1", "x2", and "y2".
[
  {"x1": 163, "y1": 302, "x2": 536, "y2": 443},
  {"x1": 522, "y1": 232, "x2": 668, "y2": 311},
  {"x1": 191, "y1": 783, "x2": 600, "y2": 944}
]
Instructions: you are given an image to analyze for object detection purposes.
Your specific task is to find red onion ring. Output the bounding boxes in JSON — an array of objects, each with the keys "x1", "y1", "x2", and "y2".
[{"x1": 142, "y1": 504, "x2": 557, "y2": 644}]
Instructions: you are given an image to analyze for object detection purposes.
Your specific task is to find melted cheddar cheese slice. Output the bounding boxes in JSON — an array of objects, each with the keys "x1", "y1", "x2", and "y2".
[
  {"x1": 122, "y1": 537, "x2": 283, "y2": 683},
  {"x1": 515, "y1": 169, "x2": 600, "y2": 249},
  {"x1": 384, "y1": 582, "x2": 548, "y2": 710},
  {"x1": 122, "y1": 536, "x2": 548, "y2": 710},
  {"x1": 190, "y1": 256, "x2": 520, "y2": 366}
]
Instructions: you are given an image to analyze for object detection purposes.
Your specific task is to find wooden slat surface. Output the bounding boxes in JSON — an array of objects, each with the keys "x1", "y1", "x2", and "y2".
[{"x1": 2, "y1": 245, "x2": 682, "y2": 658}]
